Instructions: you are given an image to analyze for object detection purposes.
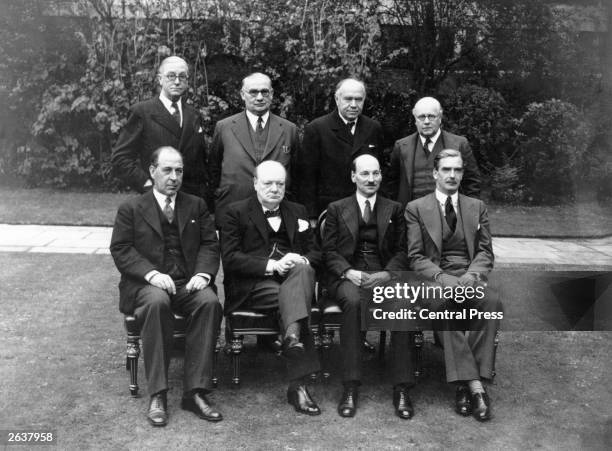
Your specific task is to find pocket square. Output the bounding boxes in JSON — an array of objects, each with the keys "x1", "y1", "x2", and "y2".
[
  {"x1": 298, "y1": 219, "x2": 310, "y2": 232},
  {"x1": 477, "y1": 223, "x2": 481, "y2": 230},
  {"x1": 368, "y1": 144, "x2": 376, "y2": 148},
  {"x1": 197, "y1": 127, "x2": 203, "y2": 133},
  {"x1": 191, "y1": 219, "x2": 196, "y2": 223}
]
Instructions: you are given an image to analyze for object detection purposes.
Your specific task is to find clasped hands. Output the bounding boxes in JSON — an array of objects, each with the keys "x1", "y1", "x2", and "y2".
[
  {"x1": 345, "y1": 269, "x2": 391, "y2": 289},
  {"x1": 437, "y1": 272, "x2": 478, "y2": 288},
  {"x1": 149, "y1": 273, "x2": 209, "y2": 295},
  {"x1": 271, "y1": 252, "x2": 308, "y2": 276}
]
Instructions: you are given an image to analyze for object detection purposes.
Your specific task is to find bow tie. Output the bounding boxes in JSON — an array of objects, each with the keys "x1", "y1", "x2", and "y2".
[{"x1": 264, "y1": 209, "x2": 281, "y2": 218}]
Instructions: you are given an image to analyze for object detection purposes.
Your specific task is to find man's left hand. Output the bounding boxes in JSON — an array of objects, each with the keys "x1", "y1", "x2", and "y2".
[
  {"x1": 361, "y1": 271, "x2": 391, "y2": 289},
  {"x1": 458, "y1": 273, "x2": 477, "y2": 287},
  {"x1": 186, "y1": 275, "x2": 210, "y2": 293}
]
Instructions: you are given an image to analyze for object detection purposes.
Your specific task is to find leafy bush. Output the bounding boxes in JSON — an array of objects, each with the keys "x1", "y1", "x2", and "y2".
[{"x1": 514, "y1": 99, "x2": 591, "y2": 203}]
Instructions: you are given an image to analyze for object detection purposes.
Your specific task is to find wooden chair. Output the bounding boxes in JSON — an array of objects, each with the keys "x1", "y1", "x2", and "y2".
[{"x1": 124, "y1": 314, "x2": 221, "y2": 397}]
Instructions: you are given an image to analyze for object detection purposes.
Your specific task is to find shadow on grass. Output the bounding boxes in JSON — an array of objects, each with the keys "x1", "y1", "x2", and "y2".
[{"x1": 1, "y1": 252, "x2": 611, "y2": 449}]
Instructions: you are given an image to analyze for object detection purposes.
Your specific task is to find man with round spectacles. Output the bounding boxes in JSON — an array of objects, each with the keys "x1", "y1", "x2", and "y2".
[
  {"x1": 387, "y1": 96, "x2": 481, "y2": 207},
  {"x1": 112, "y1": 56, "x2": 208, "y2": 199}
]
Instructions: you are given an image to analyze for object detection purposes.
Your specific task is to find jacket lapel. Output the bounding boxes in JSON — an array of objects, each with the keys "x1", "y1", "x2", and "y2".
[
  {"x1": 231, "y1": 113, "x2": 258, "y2": 163},
  {"x1": 403, "y1": 134, "x2": 419, "y2": 191},
  {"x1": 150, "y1": 98, "x2": 182, "y2": 139},
  {"x1": 138, "y1": 191, "x2": 163, "y2": 238},
  {"x1": 340, "y1": 196, "x2": 360, "y2": 244},
  {"x1": 178, "y1": 104, "x2": 196, "y2": 151},
  {"x1": 458, "y1": 195, "x2": 477, "y2": 260},
  {"x1": 352, "y1": 118, "x2": 369, "y2": 152},
  {"x1": 247, "y1": 196, "x2": 270, "y2": 244},
  {"x1": 262, "y1": 114, "x2": 284, "y2": 159},
  {"x1": 279, "y1": 201, "x2": 297, "y2": 245},
  {"x1": 421, "y1": 193, "x2": 442, "y2": 254},
  {"x1": 175, "y1": 192, "x2": 191, "y2": 235},
  {"x1": 330, "y1": 111, "x2": 353, "y2": 146},
  {"x1": 375, "y1": 197, "x2": 393, "y2": 251}
]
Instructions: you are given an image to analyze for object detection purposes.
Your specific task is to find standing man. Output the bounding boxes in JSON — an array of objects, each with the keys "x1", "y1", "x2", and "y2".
[
  {"x1": 112, "y1": 56, "x2": 207, "y2": 198},
  {"x1": 322, "y1": 154, "x2": 415, "y2": 420},
  {"x1": 298, "y1": 78, "x2": 384, "y2": 224},
  {"x1": 387, "y1": 96, "x2": 480, "y2": 208},
  {"x1": 406, "y1": 149, "x2": 501, "y2": 422},
  {"x1": 220, "y1": 161, "x2": 322, "y2": 416},
  {"x1": 209, "y1": 72, "x2": 299, "y2": 228},
  {"x1": 110, "y1": 146, "x2": 223, "y2": 427}
]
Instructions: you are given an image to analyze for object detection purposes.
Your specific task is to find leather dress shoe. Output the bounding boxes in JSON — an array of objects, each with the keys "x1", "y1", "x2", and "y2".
[
  {"x1": 471, "y1": 391, "x2": 491, "y2": 422},
  {"x1": 287, "y1": 385, "x2": 321, "y2": 416},
  {"x1": 181, "y1": 392, "x2": 223, "y2": 422},
  {"x1": 282, "y1": 335, "x2": 305, "y2": 359},
  {"x1": 455, "y1": 384, "x2": 473, "y2": 416},
  {"x1": 393, "y1": 387, "x2": 414, "y2": 420},
  {"x1": 147, "y1": 393, "x2": 168, "y2": 427},
  {"x1": 338, "y1": 386, "x2": 358, "y2": 417}
]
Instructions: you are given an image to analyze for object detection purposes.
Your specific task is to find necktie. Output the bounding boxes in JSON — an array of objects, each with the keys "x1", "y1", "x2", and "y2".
[
  {"x1": 445, "y1": 196, "x2": 456, "y2": 231},
  {"x1": 164, "y1": 196, "x2": 174, "y2": 223},
  {"x1": 346, "y1": 121, "x2": 356, "y2": 135},
  {"x1": 363, "y1": 199, "x2": 372, "y2": 223},
  {"x1": 171, "y1": 101, "x2": 181, "y2": 126},
  {"x1": 256, "y1": 116, "x2": 264, "y2": 134},
  {"x1": 264, "y1": 209, "x2": 280, "y2": 218},
  {"x1": 423, "y1": 137, "x2": 432, "y2": 153}
]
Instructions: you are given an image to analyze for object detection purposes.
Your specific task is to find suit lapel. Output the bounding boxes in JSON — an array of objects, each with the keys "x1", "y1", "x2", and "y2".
[
  {"x1": 262, "y1": 114, "x2": 284, "y2": 159},
  {"x1": 175, "y1": 192, "x2": 191, "y2": 235},
  {"x1": 403, "y1": 134, "x2": 419, "y2": 191},
  {"x1": 247, "y1": 196, "x2": 270, "y2": 244},
  {"x1": 330, "y1": 111, "x2": 353, "y2": 146},
  {"x1": 352, "y1": 118, "x2": 369, "y2": 152},
  {"x1": 340, "y1": 196, "x2": 360, "y2": 244},
  {"x1": 231, "y1": 113, "x2": 258, "y2": 163},
  {"x1": 138, "y1": 191, "x2": 163, "y2": 238},
  {"x1": 279, "y1": 201, "x2": 297, "y2": 245},
  {"x1": 421, "y1": 193, "x2": 443, "y2": 254},
  {"x1": 458, "y1": 195, "x2": 477, "y2": 260},
  {"x1": 375, "y1": 197, "x2": 393, "y2": 251},
  {"x1": 178, "y1": 104, "x2": 195, "y2": 151},
  {"x1": 151, "y1": 98, "x2": 182, "y2": 139}
]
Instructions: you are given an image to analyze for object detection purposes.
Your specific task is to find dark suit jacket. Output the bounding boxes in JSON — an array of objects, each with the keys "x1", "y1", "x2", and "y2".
[
  {"x1": 405, "y1": 193, "x2": 493, "y2": 281},
  {"x1": 387, "y1": 130, "x2": 480, "y2": 207},
  {"x1": 298, "y1": 110, "x2": 384, "y2": 218},
  {"x1": 322, "y1": 194, "x2": 408, "y2": 296},
  {"x1": 110, "y1": 190, "x2": 220, "y2": 314},
  {"x1": 208, "y1": 112, "x2": 299, "y2": 224},
  {"x1": 220, "y1": 196, "x2": 321, "y2": 314},
  {"x1": 111, "y1": 98, "x2": 207, "y2": 198}
]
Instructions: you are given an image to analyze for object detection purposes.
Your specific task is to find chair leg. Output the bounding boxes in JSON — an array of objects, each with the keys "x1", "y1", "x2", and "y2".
[
  {"x1": 378, "y1": 330, "x2": 387, "y2": 361},
  {"x1": 321, "y1": 328, "x2": 335, "y2": 379},
  {"x1": 212, "y1": 334, "x2": 221, "y2": 388},
  {"x1": 126, "y1": 337, "x2": 140, "y2": 397},
  {"x1": 491, "y1": 330, "x2": 500, "y2": 379},
  {"x1": 309, "y1": 327, "x2": 322, "y2": 382},
  {"x1": 413, "y1": 331, "x2": 424, "y2": 378},
  {"x1": 230, "y1": 335, "x2": 244, "y2": 386}
]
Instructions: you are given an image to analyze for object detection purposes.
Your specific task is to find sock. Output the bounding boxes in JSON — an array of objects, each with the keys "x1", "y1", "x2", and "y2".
[{"x1": 468, "y1": 379, "x2": 485, "y2": 394}]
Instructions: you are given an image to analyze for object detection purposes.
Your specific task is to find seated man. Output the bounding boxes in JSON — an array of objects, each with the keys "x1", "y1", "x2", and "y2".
[
  {"x1": 220, "y1": 161, "x2": 322, "y2": 416},
  {"x1": 322, "y1": 154, "x2": 415, "y2": 419},
  {"x1": 110, "y1": 146, "x2": 223, "y2": 427},
  {"x1": 406, "y1": 149, "x2": 502, "y2": 422}
]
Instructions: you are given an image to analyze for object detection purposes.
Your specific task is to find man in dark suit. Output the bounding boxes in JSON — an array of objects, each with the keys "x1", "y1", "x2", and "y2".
[
  {"x1": 322, "y1": 154, "x2": 415, "y2": 419},
  {"x1": 110, "y1": 146, "x2": 223, "y2": 427},
  {"x1": 406, "y1": 149, "x2": 502, "y2": 422},
  {"x1": 209, "y1": 72, "x2": 299, "y2": 228},
  {"x1": 220, "y1": 161, "x2": 322, "y2": 416},
  {"x1": 111, "y1": 56, "x2": 207, "y2": 198},
  {"x1": 298, "y1": 78, "x2": 384, "y2": 223},
  {"x1": 387, "y1": 96, "x2": 480, "y2": 208}
]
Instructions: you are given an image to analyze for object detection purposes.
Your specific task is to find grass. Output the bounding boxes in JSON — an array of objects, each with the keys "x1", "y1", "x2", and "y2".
[
  {"x1": 1, "y1": 252, "x2": 611, "y2": 450},
  {"x1": 1, "y1": 186, "x2": 612, "y2": 237}
]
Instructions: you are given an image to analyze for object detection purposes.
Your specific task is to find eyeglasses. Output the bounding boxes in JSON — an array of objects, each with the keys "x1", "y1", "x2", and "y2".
[
  {"x1": 244, "y1": 89, "x2": 272, "y2": 98},
  {"x1": 163, "y1": 73, "x2": 188, "y2": 82},
  {"x1": 415, "y1": 114, "x2": 439, "y2": 122}
]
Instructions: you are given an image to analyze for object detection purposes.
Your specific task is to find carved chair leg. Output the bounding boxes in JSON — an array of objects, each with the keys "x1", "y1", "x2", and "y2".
[
  {"x1": 491, "y1": 330, "x2": 500, "y2": 379},
  {"x1": 230, "y1": 335, "x2": 244, "y2": 386},
  {"x1": 378, "y1": 330, "x2": 387, "y2": 361},
  {"x1": 321, "y1": 328, "x2": 335, "y2": 379},
  {"x1": 413, "y1": 331, "x2": 424, "y2": 378},
  {"x1": 126, "y1": 338, "x2": 140, "y2": 397},
  {"x1": 310, "y1": 327, "x2": 322, "y2": 382},
  {"x1": 212, "y1": 334, "x2": 221, "y2": 388}
]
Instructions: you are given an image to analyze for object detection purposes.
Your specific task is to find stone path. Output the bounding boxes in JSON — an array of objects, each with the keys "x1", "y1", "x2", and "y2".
[{"x1": 1, "y1": 223, "x2": 611, "y2": 269}]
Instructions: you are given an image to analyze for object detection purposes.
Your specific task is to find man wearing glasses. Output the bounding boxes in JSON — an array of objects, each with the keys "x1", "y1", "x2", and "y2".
[
  {"x1": 112, "y1": 56, "x2": 207, "y2": 199},
  {"x1": 387, "y1": 96, "x2": 480, "y2": 208},
  {"x1": 209, "y1": 72, "x2": 299, "y2": 229}
]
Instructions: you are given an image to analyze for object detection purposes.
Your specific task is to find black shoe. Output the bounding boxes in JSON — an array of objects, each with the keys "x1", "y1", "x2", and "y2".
[
  {"x1": 147, "y1": 393, "x2": 168, "y2": 427},
  {"x1": 257, "y1": 335, "x2": 282, "y2": 354},
  {"x1": 338, "y1": 386, "x2": 358, "y2": 417},
  {"x1": 472, "y1": 391, "x2": 491, "y2": 422},
  {"x1": 455, "y1": 384, "x2": 472, "y2": 416},
  {"x1": 181, "y1": 392, "x2": 223, "y2": 422},
  {"x1": 282, "y1": 335, "x2": 305, "y2": 359},
  {"x1": 287, "y1": 385, "x2": 321, "y2": 416},
  {"x1": 393, "y1": 387, "x2": 414, "y2": 420}
]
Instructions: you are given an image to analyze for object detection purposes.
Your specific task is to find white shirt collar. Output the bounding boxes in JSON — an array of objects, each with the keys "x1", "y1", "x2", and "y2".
[
  {"x1": 246, "y1": 110, "x2": 269, "y2": 131},
  {"x1": 435, "y1": 189, "x2": 458, "y2": 212},
  {"x1": 420, "y1": 128, "x2": 441, "y2": 148},
  {"x1": 152, "y1": 189, "x2": 176, "y2": 211},
  {"x1": 158, "y1": 93, "x2": 182, "y2": 125},
  {"x1": 355, "y1": 191, "x2": 376, "y2": 216},
  {"x1": 338, "y1": 111, "x2": 358, "y2": 134}
]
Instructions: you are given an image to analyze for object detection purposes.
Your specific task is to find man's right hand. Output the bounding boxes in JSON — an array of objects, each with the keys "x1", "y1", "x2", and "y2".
[
  {"x1": 344, "y1": 269, "x2": 363, "y2": 287},
  {"x1": 149, "y1": 273, "x2": 176, "y2": 295},
  {"x1": 273, "y1": 255, "x2": 297, "y2": 276},
  {"x1": 438, "y1": 274, "x2": 460, "y2": 288}
]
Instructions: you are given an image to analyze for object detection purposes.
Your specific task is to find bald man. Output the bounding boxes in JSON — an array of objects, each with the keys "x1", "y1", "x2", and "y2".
[
  {"x1": 112, "y1": 56, "x2": 208, "y2": 198},
  {"x1": 209, "y1": 72, "x2": 299, "y2": 229},
  {"x1": 297, "y1": 78, "x2": 384, "y2": 222},
  {"x1": 387, "y1": 96, "x2": 480, "y2": 208}
]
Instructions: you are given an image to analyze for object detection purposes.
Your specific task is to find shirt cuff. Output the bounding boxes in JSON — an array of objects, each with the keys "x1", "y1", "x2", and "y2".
[
  {"x1": 144, "y1": 270, "x2": 160, "y2": 283},
  {"x1": 195, "y1": 273, "x2": 211, "y2": 283},
  {"x1": 265, "y1": 260, "x2": 276, "y2": 275}
]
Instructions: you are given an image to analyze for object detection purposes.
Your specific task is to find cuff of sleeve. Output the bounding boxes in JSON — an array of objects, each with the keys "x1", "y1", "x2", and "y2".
[
  {"x1": 195, "y1": 273, "x2": 211, "y2": 283},
  {"x1": 265, "y1": 260, "x2": 276, "y2": 276},
  {"x1": 145, "y1": 270, "x2": 160, "y2": 283}
]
